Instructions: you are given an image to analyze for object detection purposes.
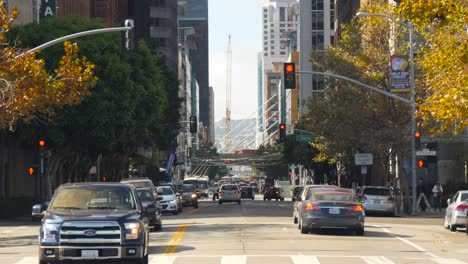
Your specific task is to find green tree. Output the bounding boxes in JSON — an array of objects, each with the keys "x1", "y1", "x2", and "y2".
[
  {"x1": 10, "y1": 17, "x2": 181, "y2": 189},
  {"x1": 396, "y1": 0, "x2": 468, "y2": 134},
  {"x1": 304, "y1": 2, "x2": 410, "y2": 187}
]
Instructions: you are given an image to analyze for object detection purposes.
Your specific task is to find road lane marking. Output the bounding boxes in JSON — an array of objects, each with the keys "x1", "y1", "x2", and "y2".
[
  {"x1": 373, "y1": 224, "x2": 439, "y2": 259},
  {"x1": 162, "y1": 224, "x2": 188, "y2": 255},
  {"x1": 291, "y1": 255, "x2": 320, "y2": 264},
  {"x1": 14, "y1": 257, "x2": 36, "y2": 264},
  {"x1": 221, "y1": 255, "x2": 247, "y2": 264},
  {"x1": 0, "y1": 226, "x2": 28, "y2": 234},
  {"x1": 362, "y1": 256, "x2": 395, "y2": 264}
]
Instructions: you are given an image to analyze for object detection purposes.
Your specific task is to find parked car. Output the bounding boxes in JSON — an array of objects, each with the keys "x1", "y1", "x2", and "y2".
[
  {"x1": 292, "y1": 186, "x2": 304, "y2": 202},
  {"x1": 31, "y1": 200, "x2": 50, "y2": 222},
  {"x1": 38, "y1": 182, "x2": 151, "y2": 264},
  {"x1": 135, "y1": 187, "x2": 162, "y2": 231},
  {"x1": 298, "y1": 188, "x2": 365, "y2": 235},
  {"x1": 179, "y1": 184, "x2": 199, "y2": 208},
  {"x1": 157, "y1": 186, "x2": 180, "y2": 215},
  {"x1": 218, "y1": 184, "x2": 241, "y2": 205},
  {"x1": 293, "y1": 185, "x2": 338, "y2": 224},
  {"x1": 444, "y1": 190, "x2": 468, "y2": 232},
  {"x1": 263, "y1": 187, "x2": 284, "y2": 201},
  {"x1": 357, "y1": 186, "x2": 396, "y2": 216},
  {"x1": 241, "y1": 186, "x2": 255, "y2": 200}
]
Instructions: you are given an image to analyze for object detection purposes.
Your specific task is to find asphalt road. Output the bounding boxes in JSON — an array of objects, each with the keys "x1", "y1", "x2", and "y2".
[{"x1": 1, "y1": 196, "x2": 467, "y2": 264}]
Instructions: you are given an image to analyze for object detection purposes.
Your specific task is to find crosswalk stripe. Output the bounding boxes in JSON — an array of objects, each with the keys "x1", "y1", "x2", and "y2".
[
  {"x1": 362, "y1": 256, "x2": 395, "y2": 264},
  {"x1": 431, "y1": 258, "x2": 467, "y2": 264},
  {"x1": 291, "y1": 255, "x2": 320, "y2": 264},
  {"x1": 14, "y1": 257, "x2": 36, "y2": 264},
  {"x1": 149, "y1": 255, "x2": 176, "y2": 264},
  {"x1": 221, "y1": 255, "x2": 247, "y2": 264}
]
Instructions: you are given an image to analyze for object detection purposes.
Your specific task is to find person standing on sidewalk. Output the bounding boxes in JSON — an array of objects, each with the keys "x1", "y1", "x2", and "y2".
[{"x1": 432, "y1": 182, "x2": 444, "y2": 211}]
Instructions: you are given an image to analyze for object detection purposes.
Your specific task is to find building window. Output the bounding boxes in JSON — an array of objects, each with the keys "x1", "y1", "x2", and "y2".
[
  {"x1": 280, "y1": 29, "x2": 285, "y2": 32},
  {"x1": 264, "y1": 41, "x2": 268, "y2": 46},
  {"x1": 312, "y1": 32, "x2": 324, "y2": 50},
  {"x1": 270, "y1": 29, "x2": 274, "y2": 33},
  {"x1": 312, "y1": 11, "x2": 324, "y2": 30},
  {"x1": 312, "y1": 0, "x2": 324, "y2": 11},
  {"x1": 280, "y1": 7, "x2": 286, "y2": 22},
  {"x1": 280, "y1": 51, "x2": 286, "y2": 55},
  {"x1": 330, "y1": 11, "x2": 335, "y2": 30},
  {"x1": 264, "y1": 25, "x2": 267, "y2": 29},
  {"x1": 264, "y1": 47, "x2": 268, "y2": 51},
  {"x1": 271, "y1": 40, "x2": 274, "y2": 44},
  {"x1": 271, "y1": 51, "x2": 275, "y2": 55},
  {"x1": 264, "y1": 20, "x2": 267, "y2": 23},
  {"x1": 264, "y1": 31, "x2": 268, "y2": 35}
]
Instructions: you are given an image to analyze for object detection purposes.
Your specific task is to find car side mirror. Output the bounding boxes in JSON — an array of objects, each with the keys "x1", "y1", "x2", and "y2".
[
  {"x1": 32, "y1": 204, "x2": 44, "y2": 215},
  {"x1": 447, "y1": 198, "x2": 452, "y2": 204}
]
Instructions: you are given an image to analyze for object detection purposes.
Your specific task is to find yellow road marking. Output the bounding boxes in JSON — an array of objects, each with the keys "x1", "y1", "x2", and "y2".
[
  {"x1": 169, "y1": 225, "x2": 188, "y2": 254},
  {"x1": 162, "y1": 224, "x2": 188, "y2": 255}
]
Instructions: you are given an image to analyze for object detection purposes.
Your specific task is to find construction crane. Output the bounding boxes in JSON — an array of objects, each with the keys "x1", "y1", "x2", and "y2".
[{"x1": 225, "y1": 35, "x2": 232, "y2": 152}]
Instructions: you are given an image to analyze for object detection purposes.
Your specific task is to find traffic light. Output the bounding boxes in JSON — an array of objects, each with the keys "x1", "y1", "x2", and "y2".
[
  {"x1": 279, "y1": 123, "x2": 286, "y2": 142},
  {"x1": 189, "y1": 116, "x2": 197, "y2": 133},
  {"x1": 28, "y1": 166, "x2": 39, "y2": 176},
  {"x1": 417, "y1": 159, "x2": 426, "y2": 168},
  {"x1": 122, "y1": 19, "x2": 135, "y2": 51},
  {"x1": 283, "y1": 63, "x2": 296, "y2": 89},
  {"x1": 415, "y1": 131, "x2": 421, "y2": 149}
]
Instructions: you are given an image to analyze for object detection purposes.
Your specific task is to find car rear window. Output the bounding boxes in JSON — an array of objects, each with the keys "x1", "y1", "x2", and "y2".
[
  {"x1": 363, "y1": 188, "x2": 391, "y2": 196},
  {"x1": 313, "y1": 190, "x2": 353, "y2": 201},
  {"x1": 461, "y1": 193, "x2": 468, "y2": 201},
  {"x1": 222, "y1": 185, "x2": 238, "y2": 191}
]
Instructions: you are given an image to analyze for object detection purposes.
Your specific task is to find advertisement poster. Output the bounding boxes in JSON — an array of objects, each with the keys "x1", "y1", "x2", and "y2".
[{"x1": 389, "y1": 55, "x2": 410, "y2": 93}]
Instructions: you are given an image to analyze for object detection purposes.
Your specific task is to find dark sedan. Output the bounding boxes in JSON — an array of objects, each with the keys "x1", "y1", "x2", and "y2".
[
  {"x1": 263, "y1": 187, "x2": 284, "y2": 201},
  {"x1": 298, "y1": 188, "x2": 365, "y2": 236},
  {"x1": 136, "y1": 187, "x2": 162, "y2": 231}
]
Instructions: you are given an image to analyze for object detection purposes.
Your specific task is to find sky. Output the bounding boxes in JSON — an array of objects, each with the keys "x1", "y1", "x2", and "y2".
[{"x1": 209, "y1": 0, "x2": 262, "y2": 122}]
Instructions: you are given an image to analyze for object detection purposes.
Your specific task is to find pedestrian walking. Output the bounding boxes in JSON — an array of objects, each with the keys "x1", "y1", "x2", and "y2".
[{"x1": 432, "y1": 182, "x2": 443, "y2": 211}]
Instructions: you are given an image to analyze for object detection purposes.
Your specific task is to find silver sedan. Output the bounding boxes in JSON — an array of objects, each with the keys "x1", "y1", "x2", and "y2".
[{"x1": 444, "y1": 190, "x2": 468, "y2": 231}]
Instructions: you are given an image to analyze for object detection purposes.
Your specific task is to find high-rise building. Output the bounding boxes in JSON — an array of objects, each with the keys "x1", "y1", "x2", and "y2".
[
  {"x1": 178, "y1": 0, "x2": 211, "y2": 145},
  {"x1": 260, "y1": 0, "x2": 298, "y2": 145}
]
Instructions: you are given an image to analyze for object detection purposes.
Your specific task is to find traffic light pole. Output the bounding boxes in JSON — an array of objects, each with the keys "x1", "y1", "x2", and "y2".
[{"x1": 297, "y1": 70, "x2": 416, "y2": 214}]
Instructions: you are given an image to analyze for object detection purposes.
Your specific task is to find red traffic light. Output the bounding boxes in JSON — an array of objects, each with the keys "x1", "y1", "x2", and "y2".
[
  {"x1": 279, "y1": 124, "x2": 286, "y2": 130},
  {"x1": 28, "y1": 167, "x2": 35, "y2": 175},
  {"x1": 285, "y1": 64, "x2": 294, "y2": 73},
  {"x1": 418, "y1": 160, "x2": 425, "y2": 168},
  {"x1": 39, "y1": 140, "x2": 45, "y2": 147},
  {"x1": 415, "y1": 132, "x2": 421, "y2": 138}
]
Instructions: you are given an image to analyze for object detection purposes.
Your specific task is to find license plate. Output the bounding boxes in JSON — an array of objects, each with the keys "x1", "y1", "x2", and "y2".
[
  {"x1": 329, "y1": 208, "x2": 340, "y2": 214},
  {"x1": 81, "y1": 250, "x2": 99, "y2": 259},
  {"x1": 374, "y1": 200, "x2": 381, "y2": 204}
]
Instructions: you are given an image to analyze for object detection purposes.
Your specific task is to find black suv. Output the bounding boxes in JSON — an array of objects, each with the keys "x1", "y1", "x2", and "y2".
[
  {"x1": 38, "y1": 183, "x2": 151, "y2": 264},
  {"x1": 263, "y1": 187, "x2": 284, "y2": 201}
]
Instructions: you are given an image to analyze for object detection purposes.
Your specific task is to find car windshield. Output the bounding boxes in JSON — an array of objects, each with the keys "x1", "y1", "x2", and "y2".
[
  {"x1": 363, "y1": 188, "x2": 391, "y2": 196},
  {"x1": 50, "y1": 187, "x2": 136, "y2": 210},
  {"x1": 312, "y1": 190, "x2": 354, "y2": 202},
  {"x1": 137, "y1": 190, "x2": 154, "y2": 203},
  {"x1": 221, "y1": 185, "x2": 238, "y2": 191},
  {"x1": 160, "y1": 187, "x2": 174, "y2": 195},
  {"x1": 199, "y1": 181, "x2": 208, "y2": 189},
  {"x1": 181, "y1": 185, "x2": 196, "y2": 192}
]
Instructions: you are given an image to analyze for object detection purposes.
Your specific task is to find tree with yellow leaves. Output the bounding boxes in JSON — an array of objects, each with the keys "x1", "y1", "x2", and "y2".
[
  {"x1": 397, "y1": 0, "x2": 468, "y2": 135},
  {"x1": 0, "y1": 2, "x2": 96, "y2": 130}
]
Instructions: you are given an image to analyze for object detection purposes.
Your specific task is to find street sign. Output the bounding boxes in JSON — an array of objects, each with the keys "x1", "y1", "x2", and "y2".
[
  {"x1": 355, "y1": 153, "x2": 373, "y2": 165},
  {"x1": 416, "y1": 149, "x2": 437, "y2": 156},
  {"x1": 286, "y1": 126, "x2": 294, "y2": 135},
  {"x1": 295, "y1": 135, "x2": 315, "y2": 141},
  {"x1": 361, "y1": 166, "x2": 368, "y2": 174}
]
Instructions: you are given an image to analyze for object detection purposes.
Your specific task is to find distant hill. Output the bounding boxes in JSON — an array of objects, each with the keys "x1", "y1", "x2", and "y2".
[{"x1": 215, "y1": 118, "x2": 257, "y2": 151}]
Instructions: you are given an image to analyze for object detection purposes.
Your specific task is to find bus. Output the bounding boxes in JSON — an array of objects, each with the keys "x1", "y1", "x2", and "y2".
[{"x1": 182, "y1": 177, "x2": 209, "y2": 198}]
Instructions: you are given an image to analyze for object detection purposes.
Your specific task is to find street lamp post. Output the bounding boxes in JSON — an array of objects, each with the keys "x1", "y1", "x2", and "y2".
[{"x1": 356, "y1": 12, "x2": 417, "y2": 215}]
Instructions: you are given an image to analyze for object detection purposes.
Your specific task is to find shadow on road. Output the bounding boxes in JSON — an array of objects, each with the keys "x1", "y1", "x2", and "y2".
[{"x1": 0, "y1": 235, "x2": 38, "y2": 248}]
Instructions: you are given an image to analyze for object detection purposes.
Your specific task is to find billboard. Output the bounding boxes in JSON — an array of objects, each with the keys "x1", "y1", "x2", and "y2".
[{"x1": 389, "y1": 55, "x2": 410, "y2": 93}]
